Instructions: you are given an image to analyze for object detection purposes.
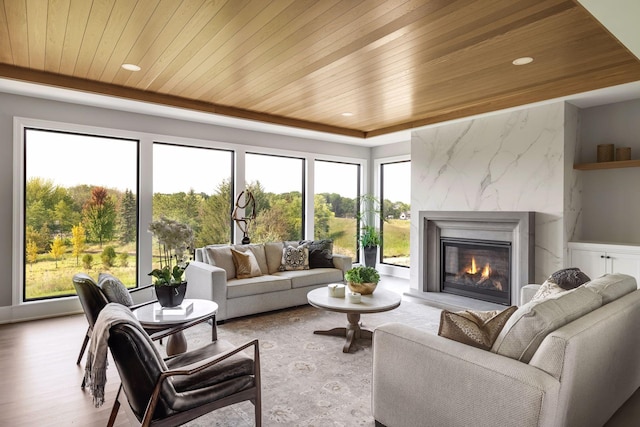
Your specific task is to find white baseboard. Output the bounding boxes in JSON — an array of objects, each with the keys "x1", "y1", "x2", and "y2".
[{"x1": 0, "y1": 297, "x2": 83, "y2": 324}]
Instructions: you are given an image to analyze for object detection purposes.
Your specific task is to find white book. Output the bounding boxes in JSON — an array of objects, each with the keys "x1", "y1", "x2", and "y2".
[{"x1": 153, "y1": 301, "x2": 193, "y2": 319}]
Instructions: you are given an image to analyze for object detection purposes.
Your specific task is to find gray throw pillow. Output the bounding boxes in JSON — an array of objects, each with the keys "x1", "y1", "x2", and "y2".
[
  {"x1": 549, "y1": 267, "x2": 590, "y2": 290},
  {"x1": 98, "y1": 273, "x2": 134, "y2": 307},
  {"x1": 301, "y1": 239, "x2": 334, "y2": 268}
]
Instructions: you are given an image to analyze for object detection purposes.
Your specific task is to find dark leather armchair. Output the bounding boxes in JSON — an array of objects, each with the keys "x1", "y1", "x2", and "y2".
[
  {"x1": 73, "y1": 273, "x2": 155, "y2": 365},
  {"x1": 104, "y1": 308, "x2": 261, "y2": 426}
]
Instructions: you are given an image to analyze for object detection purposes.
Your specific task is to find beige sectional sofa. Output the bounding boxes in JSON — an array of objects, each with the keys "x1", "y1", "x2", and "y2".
[
  {"x1": 185, "y1": 241, "x2": 351, "y2": 321},
  {"x1": 372, "y1": 273, "x2": 640, "y2": 427}
]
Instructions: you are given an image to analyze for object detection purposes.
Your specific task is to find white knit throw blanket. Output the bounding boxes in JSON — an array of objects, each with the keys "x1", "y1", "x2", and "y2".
[{"x1": 84, "y1": 303, "x2": 141, "y2": 407}]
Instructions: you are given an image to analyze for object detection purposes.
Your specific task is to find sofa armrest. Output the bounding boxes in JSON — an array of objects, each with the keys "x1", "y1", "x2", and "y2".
[
  {"x1": 372, "y1": 323, "x2": 560, "y2": 427},
  {"x1": 184, "y1": 261, "x2": 229, "y2": 320},
  {"x1": 331, "y1": 254, "x2": 352, "y2": 276},
  {"x1": 520, "y1": 284, "x2": 541, "y2": 305}
]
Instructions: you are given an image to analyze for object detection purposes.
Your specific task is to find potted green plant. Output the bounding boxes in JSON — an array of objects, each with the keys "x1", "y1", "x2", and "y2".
[
  {"x1": 356, "y1": 194, "x2": 384, "y2": 267},
  {"x1": 344, "y1": 265, "x2": 380, "y2": 295},
  {"x1": 359, "y1": 225, "x2": 381, "y2": 268},
  {"x1": 148, "y1": 217, "x2": 194, "y2": 307}
]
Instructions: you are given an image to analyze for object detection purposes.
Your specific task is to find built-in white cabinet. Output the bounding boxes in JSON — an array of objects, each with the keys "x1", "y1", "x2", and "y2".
[{"x1": 568, "y1": 242, "x2": 640, "y2": 281}]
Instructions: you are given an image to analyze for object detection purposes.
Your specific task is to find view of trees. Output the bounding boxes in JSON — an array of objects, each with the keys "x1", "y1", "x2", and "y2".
[
  {"x1": 24, "y1": 177, "x2": 139, "y2": 299},
  {"x1": 25, "y1": 172, "x2": 410, "y2": 299}
]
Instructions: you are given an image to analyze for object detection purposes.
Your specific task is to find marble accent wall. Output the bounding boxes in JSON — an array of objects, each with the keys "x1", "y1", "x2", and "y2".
[
  {"x1": 563, "y1": 103, "x2": 582, "y2": 251},
  {"x1": 410, "y1": 102, "x2": 574, "y2": 289}
]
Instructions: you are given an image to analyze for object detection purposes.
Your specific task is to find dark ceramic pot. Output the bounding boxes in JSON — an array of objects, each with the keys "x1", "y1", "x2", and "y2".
[
  {"x1": 363, "y1": 246, "x2": 378, "y2": 268},
  {"x1": 155, "y1": 282, "x2": 187, "y2": 307}
]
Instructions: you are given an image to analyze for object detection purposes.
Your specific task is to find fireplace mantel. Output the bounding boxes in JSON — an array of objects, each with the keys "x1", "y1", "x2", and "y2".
[{"x1": 418, "y1": 211, "x2": 535, "y2": 306}]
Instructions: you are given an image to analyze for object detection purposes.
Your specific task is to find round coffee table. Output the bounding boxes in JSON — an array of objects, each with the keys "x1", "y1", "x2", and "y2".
[
  {"x1": 307, "y1": 287, "x2": 401, "y2": 353},
  {"x1": 134, "y1": 299, "x2": 218, "y2": 356}
]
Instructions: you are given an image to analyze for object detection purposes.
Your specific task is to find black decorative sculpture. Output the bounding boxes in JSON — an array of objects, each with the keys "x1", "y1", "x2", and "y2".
[{"x1": 232, "y1": 190, "x2": 256, "y2": 244}]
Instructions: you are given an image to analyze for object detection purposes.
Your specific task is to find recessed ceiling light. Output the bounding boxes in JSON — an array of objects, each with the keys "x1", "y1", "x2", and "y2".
[
  {"x1": 341, "y1": 112, "x2": 354, "y2": 117},
  {"x1": 121, "y1": 63, "x2": 141, "y2": 71},
  {"x1": 512, "y1": 57, "x2": 534, "y2": 66}
]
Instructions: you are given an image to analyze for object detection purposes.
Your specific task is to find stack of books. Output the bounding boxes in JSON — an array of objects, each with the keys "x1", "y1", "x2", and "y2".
[{"x1": 153, "y1": 301, "x2": 194, "y2": 320}]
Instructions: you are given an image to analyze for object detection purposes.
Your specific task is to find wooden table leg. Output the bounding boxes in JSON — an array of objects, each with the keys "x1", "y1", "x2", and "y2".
[
  {"x1": 166, "y1": 331, "x2": 187, "y2": 356},
  {"x1": 314, "y1": 312, "x2": 374, "y2": 353}
]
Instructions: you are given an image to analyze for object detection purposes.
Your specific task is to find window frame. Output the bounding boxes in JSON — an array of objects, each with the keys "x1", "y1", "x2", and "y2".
[
  {"x1": 245, "y1": 151, "x2": 307, "y2": 242},
  {"x1": 13, "y1": 118, "x2": 145, "y2": 306},
  {"x1": 375, "y1": 156, "x2": 411, "y2": 274},
  {"x1": 152, "y1": 141, "x2": 236, "y2": 246},
  {"x1": 12, "y1": 117, "x2": 369, "y2": 318},
  {"x1": 313, "y1": 159, "x2": 362, "y2": 259}
]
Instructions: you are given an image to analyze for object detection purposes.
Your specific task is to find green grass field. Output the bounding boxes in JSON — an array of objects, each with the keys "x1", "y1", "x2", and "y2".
[
  {"x1": 25, "y1": 218, "x2": 411, "y2": 299},
  {"x1": 25, "y1": 242, "x2": 137, "y2": 299},
  {"x1": 327, "y1": 217, "x2": 410, "y2": 266}
]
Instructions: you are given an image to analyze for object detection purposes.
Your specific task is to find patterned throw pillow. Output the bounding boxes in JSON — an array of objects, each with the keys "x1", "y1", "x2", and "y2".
[
  {"x1": 438, "y1": 306, "x2": 518, "y2": 350},
  {"x1": 98, "y1": 273, "x2": 134, "y2": 307},
  {"x1": 301, "y1": 239, "x2": 334, "y2": 269},
  {"x1": 230, "y1": 248, "x2": 263, "y2": 279},
  {"x1": 532, "y1": 267, "x2": 591, "y2": 302},
  {"x1": 280, "y1": 244, "x2": 309, "y2": 271}
]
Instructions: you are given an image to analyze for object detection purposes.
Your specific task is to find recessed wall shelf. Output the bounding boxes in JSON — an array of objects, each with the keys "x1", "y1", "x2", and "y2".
[{"x1": 573, "y1": 160, "x2": 640, "y2": 170}]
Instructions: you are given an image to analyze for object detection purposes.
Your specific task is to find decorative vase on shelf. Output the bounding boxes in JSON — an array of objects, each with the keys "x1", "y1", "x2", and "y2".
[{"x1": 155, "y1": 282, "x2": 187, "y2": 307}]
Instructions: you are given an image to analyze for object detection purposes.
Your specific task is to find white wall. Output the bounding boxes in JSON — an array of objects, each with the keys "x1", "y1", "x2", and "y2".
[
  {"x1": 577, "y1": 98, "x2": 640, "y2": 243},
  {"x1": 0, "y1": 92, "x2": 370, "y2": 315},
  {"x1": 409, "y1": 102, "x2": 576, "y2": 289}
]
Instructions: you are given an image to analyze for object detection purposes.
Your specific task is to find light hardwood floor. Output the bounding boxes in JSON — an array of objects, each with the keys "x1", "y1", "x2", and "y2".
[
  {"x1": 0, "y1": 277, "x2": 637, "y2": 426},
  {"x1": 0, "y1": 313, "x2": 129, "y2": 426}
]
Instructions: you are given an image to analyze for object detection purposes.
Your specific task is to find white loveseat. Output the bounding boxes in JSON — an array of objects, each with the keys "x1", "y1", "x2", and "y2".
[
  {"x1": 372, "y1": 273, "x2": 640, "y2": 427},
  {"x1": 185, "y1": 241, "x2": 351, "y2": 321}
]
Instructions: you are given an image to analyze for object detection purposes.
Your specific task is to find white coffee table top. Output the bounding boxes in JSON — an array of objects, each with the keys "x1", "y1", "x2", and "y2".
[
  {"x1": 307, "y1": 287, "x2": 401, "y2": 314},
  {"x1": 134, "y1": 298, "x2": 218, "y2": 326}
]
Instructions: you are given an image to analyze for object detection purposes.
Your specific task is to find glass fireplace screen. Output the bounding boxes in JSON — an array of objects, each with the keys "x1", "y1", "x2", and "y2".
[{"x1": 440, "y1": 238, "x2": 511, "y2": 305}]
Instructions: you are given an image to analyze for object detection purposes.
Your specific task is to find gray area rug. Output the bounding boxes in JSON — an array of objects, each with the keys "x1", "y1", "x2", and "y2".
[{"x1": 163, "y1": 298, "x2": 442, "y2": 426}]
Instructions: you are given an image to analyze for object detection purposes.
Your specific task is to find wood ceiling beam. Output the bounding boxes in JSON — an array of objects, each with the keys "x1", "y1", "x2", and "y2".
[{"x1": 0, "y1": 64, "x2": 366, "y2": 138}]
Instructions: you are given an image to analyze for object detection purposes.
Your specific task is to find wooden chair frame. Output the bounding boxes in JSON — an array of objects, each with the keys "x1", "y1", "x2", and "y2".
[{"x1": 107, "y1": 339, "x2": 261, "y2": 427}]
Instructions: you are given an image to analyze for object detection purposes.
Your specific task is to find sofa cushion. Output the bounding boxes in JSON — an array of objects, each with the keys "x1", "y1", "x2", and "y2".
[
  {"x1": 226, "y1": 275, "x2": 291, "y2": 299},
  {"x1": 585, "y1": 273, "x2": 637, "y2": 304},
  {"x1": 491, "y1": 286, "x2": 602, "y2": 362},
  {"x1": 98, "y1": 273, "x2": 133, "y2": 306},
  {"x1": 264, "y1": 242, "x2": 284, "y2": 274},
  {"x1": 438, "y1": 306, "x2": 518, "y2": 350},
  {"x1": 301, "y1": 239, "x2": 334, "y2": 268},
  {"x1": 531, "y1": 268, "x2": 591, "y2": 302},
  {"x1": 204, "y1": 246, "x2": 235, "y2": 280},
  {"x1": 230, "y1": 248, "x2": 262, "y2": 279},
  {"x1": 280, "y1": 244, "x2": 310, "y2": 271},
  {"x1": 274, "y1": 268, "x2": 344, "y2": 289},
  {"x1": 531, "y1": 280, "x2": 566, "y2": 302},
  {"x1": 233, "y1": 244, "x2": 268, "y2": 275}
]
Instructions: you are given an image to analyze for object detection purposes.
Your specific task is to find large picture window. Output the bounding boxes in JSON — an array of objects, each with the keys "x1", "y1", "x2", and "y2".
[
  {"x1": 152, "y1": 143, "x2": 234, "y2": 256},
  {"x1": 314, "y1": 160, "x2": 360, "y2": 259},
  {"x1": 380, "y1": 160, "x2": 411, "y2": 267},
  {"x1": 24, "y1": 128, "x2": 138, "y2": 300},
  {"x1": 245, "y1": 153, "x2": 305, "y2": 243}
]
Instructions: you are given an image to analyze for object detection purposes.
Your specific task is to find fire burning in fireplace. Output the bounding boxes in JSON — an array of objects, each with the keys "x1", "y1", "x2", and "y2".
[{"x1": 461, "y1": 257, "x2": 502, "y2": 291}]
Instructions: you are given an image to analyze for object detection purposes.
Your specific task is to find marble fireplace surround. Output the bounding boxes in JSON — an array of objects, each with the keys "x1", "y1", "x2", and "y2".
[{"x1": 419, "y1": 211, "x2": 535, "y2": 306}]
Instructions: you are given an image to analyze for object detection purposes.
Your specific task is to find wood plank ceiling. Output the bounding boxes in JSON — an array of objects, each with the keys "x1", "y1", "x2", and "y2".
[{"x1": 0, "y1": 0, "x2": 639, "y2": 138}]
